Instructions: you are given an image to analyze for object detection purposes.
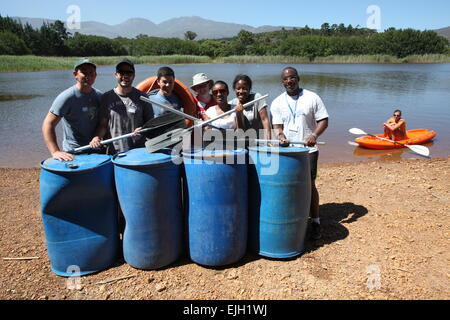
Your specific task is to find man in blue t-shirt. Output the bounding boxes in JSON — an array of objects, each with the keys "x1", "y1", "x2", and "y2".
[
  {"x1": 42, "y1": 58, "x2": 102, "y2": 161},
  {"x1": 148, "y1": 66, "x2": 183, "y2": 117}
]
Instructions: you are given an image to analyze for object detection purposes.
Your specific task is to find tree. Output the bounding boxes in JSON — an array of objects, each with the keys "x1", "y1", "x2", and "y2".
[
  {"x1": 184, "y1": 31, "x2": 197, "y2": 41},
  {"x1": 236, "y1": 30, "x2": 254, "y2": 46},
  {"x1": 320, "y1": 23, "x2": 331, "y2": 36},
  {"x1": 0, "y1": 31, "x2": 31, "y2": 55}
]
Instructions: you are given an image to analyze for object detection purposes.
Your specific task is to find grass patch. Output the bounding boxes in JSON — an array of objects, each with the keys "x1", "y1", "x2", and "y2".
[
  {"x1": 0, "y1": 55, "x2": 213, "y2": 73},
  {"x1": 1, "y1": 54, "x2": 449, "y2": 73}
]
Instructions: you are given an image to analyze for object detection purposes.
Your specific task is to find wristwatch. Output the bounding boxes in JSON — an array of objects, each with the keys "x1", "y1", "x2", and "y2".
[{"x1": 311, "y1": 133, "x2": 318, "y2": 139}]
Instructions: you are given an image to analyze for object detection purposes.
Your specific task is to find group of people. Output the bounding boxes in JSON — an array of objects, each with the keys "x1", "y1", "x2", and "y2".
[{"x1": 42, "y1": 58, "x2": 329, "y2": 240}]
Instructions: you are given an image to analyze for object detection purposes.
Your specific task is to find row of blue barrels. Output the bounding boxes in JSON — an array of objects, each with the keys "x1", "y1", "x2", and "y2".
[{"x1": 40, "y1": 146, "x2": 311, "y2": 276}]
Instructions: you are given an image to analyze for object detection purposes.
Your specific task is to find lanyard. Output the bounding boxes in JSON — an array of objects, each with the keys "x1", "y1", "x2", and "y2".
[{"x1": 285, "y1": 93, "x2": 299, "y2": 122}]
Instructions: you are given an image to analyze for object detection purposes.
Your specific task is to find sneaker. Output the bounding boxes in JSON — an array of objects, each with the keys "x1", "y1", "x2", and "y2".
[{"x1": 310, "y1": 222, "x2": 322, "y2": 240}]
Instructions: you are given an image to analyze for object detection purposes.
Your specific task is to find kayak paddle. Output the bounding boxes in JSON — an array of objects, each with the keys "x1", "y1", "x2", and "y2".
[
  {"x1": 142, "y1": 94, "x2": 269, "y2": 153},
  {"x1": 348, "y1": 128, "x2": 430, "y2": 157},
  {"x1": 68, "y1": 113, "x2": 186, "y2": 154}
]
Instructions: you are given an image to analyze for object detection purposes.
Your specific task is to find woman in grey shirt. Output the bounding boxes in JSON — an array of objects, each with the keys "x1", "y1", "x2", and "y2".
[{"x1": 230, "y1": 74, "x2": 272, "y2": 140}]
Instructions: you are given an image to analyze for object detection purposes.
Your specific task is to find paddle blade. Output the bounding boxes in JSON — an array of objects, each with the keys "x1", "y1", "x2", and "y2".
[
  {"x1": 140, "y1": 113, "x2": 187, "y2": 139},
  {"x1": 142, "y1": 112, "x2": 185, "y2": 129},
  {"x1": 347, "y1": 141, "x2": 360, "y2": 146},
  {"x1": 407, "y1": 144, "x2": 430, "y2": 157},
  {"x1": 349, "y1": 128, "x2": 367, "y2": 135}
]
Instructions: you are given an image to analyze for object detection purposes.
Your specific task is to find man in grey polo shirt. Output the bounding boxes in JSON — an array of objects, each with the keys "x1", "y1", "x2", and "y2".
[{"x1": 42, "y1": 58, "x2": 102, "y2": 161}]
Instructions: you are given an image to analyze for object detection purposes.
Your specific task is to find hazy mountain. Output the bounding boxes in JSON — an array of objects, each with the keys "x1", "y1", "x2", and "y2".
[
  {"x1": 10, "y1": 16, "x2": 450, "y2": 41},
  {"x1": 157, "y1": 16, "x2": 284, "y2": 39},
  {"x1": 11, "y1": 16, "x2": 288, "y2": 39},
  {"x1": 435, "y1": 26, "x2": 450, "y2": 41}
]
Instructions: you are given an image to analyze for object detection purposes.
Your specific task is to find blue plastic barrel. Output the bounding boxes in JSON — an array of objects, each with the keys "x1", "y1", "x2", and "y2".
[
  {"x1": 112, "y1": 148, "x2": 182, "y2": 270},
  {"x1": 40, "y1": 154, "x2": 119, "y2": 277},
  {"x1": 248, "y1": 146, "x2": 311, "y2": 258},
  {"x1": 183, "y1": 148, "x2": 248, "y2": 266}
]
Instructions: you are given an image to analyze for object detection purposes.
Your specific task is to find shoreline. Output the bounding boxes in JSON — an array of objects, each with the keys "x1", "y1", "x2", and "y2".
[
  {"x1": 1, "y1": 54, "x2": 450, "y2": 73},
  {"x1": 2, "y1": 155, "x2": 449, "y2": 170}
]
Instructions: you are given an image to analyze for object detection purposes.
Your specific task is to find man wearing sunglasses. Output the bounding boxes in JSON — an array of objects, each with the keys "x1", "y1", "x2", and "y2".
[
  {"x1": 271, "y1": 66, "x2": 329, "y2": 240},
  {"x1": 383, "y1": 109, "x2": 406, "y2": 141},
  {"x1": 89, "y1": 58, "x2": 154, "y2": 154}
]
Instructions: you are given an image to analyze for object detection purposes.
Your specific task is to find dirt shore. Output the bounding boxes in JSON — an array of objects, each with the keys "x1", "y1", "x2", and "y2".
[{"x1": 0, "y1": 157, "x2": 448, "y2": 300}]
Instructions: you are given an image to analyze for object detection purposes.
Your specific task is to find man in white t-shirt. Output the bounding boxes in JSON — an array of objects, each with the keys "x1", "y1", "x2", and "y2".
[{"x1": 271, "y1": 67, "x2": 329, "y2": 240}]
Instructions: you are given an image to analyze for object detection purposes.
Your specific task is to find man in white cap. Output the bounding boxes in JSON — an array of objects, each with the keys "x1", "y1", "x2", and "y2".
[
  {"x1": 191, "y1": 73, "x2": 215, "y2": 120},
  {"x1": 42, "y1": 57, "x2": 102, "y2": 161},
  {"x1": 89, "y1": 58, "x2": 154, "y2": 154}
]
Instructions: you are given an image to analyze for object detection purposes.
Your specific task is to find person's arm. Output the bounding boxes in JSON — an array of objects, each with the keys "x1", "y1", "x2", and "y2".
[
  {"x1": 258, "y1": 107, "x2": 272, "y2": 140},
  {"x1": 235, "y1": 103, "x2": 246, "y2": 130},
  {"x1": 42, "y1": 112, "x2": 74, "y2": 161},
  {"x1": 270, "y1": 99, "x2": 288, "y2": 145},
  {"x1": 89, "y1": 115, "x2": 109, "y2": 148},
  {"x1": 273, "y1": 124, "x2": 289, "y2": 145},
  {"x1": 387, "y1": 119, "x2": 405, "y2": 131},
  {"x1": 304, "y1": 118, "x2": 328, "y2": 147}
]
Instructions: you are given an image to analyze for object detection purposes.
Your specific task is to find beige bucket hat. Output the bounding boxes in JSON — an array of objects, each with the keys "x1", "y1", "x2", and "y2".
[{"x1": 191, "y1": 73, "x2": 213, "y2": 89}]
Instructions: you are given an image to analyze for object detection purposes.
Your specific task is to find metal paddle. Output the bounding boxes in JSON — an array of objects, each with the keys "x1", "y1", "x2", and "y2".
[
  {"x1": 206, "y1": 138, "x2": 326, "y2": 145},
  {"x1": 139, "y1": 96, "x2": 223, "y2": 131},
  {"x1": 68, "y1": 112, "x2": 186, "y2": 154},
  {"x1": 143, "y1": 94, "x2": 269, "y2": 153},
  {"x1": 348, "y1": 128, "x2": 430, "y2": 157}
]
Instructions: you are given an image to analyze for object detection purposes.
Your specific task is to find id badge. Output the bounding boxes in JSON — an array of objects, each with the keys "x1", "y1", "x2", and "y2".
[{"x1": 288, "y1": 122, "x2": 298, "y2": 133}]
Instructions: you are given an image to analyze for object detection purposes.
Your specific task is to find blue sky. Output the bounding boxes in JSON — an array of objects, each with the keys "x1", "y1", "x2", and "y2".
[{"x1": 1, "y1": 0, "x2": 449, "y2": 30}]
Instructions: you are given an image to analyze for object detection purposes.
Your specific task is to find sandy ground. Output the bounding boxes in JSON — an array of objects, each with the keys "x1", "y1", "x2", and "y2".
[{"x1": 0, "y1": 157, "x2": 448, "y2": 301}]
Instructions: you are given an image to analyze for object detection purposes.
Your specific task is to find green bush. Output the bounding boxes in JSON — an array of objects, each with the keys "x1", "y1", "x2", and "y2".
[{"x1": 0, "y1": 31, "x2": 31, "y2": 55}]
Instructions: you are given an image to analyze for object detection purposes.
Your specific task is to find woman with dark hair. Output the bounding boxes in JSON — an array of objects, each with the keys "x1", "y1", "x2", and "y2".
[
  {"x1": 231, "y1": 74, "x2": 272, "y2": 139},
  {"x1": 383, "y1": 109, "x2": 407, "y2": 141},
  {"x1": 204, "y1": 81, "x2": 237, "y2": 130}
]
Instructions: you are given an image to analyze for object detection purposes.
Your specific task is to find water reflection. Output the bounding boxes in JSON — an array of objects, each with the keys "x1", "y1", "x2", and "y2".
[
  {"x1": 0, "y1": 94, "x2": 43, "y2": 101},
  {"x1": 351, "y1": 141, "x2": 435, "y2": 161},
  {"x1": 352, "y1": 147, "x2": 405, "y2": 161}
]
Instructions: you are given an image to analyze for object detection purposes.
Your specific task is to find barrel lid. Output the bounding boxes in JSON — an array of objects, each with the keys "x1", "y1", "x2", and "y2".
[
  {"x1": 41, "y1": 154, "x2": 111, "y2": 172},
  {"x1": 248, "y1": 146, "x2": 310, "y2": 154},
  {"x1": 112, "y1": 147, "x2": 177, "y2": 166},
  {"x1": 182, "y1": 148, "x2": 247, "y2": 159}
]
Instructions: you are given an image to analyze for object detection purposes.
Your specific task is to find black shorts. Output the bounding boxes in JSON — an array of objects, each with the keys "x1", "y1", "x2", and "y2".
[{"x1": 309, "y1": 151, "x2": 319, "y2": 181}]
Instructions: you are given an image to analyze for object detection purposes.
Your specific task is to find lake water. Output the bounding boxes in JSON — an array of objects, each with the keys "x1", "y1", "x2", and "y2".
[{"x1": 0, "y1": 63, "x2": 449, "y2": 168}]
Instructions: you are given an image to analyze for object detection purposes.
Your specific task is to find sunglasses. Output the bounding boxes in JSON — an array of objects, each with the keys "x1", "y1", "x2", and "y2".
[
  {"x1": 118, "y1": 70, "x2": 134, "y2": 75},
  {"x1": 212, "y1": 89, "x2": 227, "y2": 95},
  {"x1": 393, "y1": 114, "x2": 401, "y2": 117}
]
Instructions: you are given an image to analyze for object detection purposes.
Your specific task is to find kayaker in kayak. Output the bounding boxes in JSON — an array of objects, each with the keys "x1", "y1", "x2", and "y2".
[{"x1": 383, "y1": 109, "x2": 407, "y2": 141}]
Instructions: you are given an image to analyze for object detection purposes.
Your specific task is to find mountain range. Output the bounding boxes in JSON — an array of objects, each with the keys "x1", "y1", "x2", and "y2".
[
  {"x1": 12, "y1": 16, "x2": 289, "y2": 39},
  {"x1": 11, "y1": 16, "x2": 450, "y2": 41}
]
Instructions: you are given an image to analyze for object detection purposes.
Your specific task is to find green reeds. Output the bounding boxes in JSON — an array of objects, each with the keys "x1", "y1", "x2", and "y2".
[
  {"x1": 0, "y1": 55, "x2": 213, "y2": 73},
  {"x1": 1, "y1": 54, "x2": 449, "y2": 73}
]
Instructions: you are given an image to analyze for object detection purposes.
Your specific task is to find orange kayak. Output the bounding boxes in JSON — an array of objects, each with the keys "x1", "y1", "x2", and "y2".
[{"x1": 355, "y1": 129, "x2": 436, "y2": 150}]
